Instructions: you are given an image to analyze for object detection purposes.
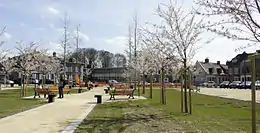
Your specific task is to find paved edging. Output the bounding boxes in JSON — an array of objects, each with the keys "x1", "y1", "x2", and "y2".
[
  {"x1": 61, "y1": 104, "x2": 96, "y2": 133},
  {"x1": 0, "y1": 102, "x2": 52, "y2": 121}
]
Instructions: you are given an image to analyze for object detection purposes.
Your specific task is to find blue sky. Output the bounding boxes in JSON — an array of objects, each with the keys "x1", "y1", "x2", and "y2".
[{"x1": 0, "y1": 0, "x2": 259, "y2": 64}]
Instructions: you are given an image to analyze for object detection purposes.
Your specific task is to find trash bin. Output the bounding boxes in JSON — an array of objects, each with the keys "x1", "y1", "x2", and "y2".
[
  {"x1": 94, "y1": 95, "x2": 102, "y2": 104},
  {"x1": 78, "y1": 88, "x2": 82, "y2": 93},
  {"x1": 48, "y1": 93, "x2": 56, "y2": 103},
  {"x1": 104, "y1": 89, "x2": 108, "y2": 94},
  {"x1": 87, "y1": 87, "x2": 91, "y2": 90}
]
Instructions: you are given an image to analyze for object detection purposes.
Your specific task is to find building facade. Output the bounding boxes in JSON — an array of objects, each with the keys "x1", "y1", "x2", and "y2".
[
  {"x1": 91, "y1": 67, "x2": 126, "y2": 82},
  {"x1": 194, "y1": 58, "x2": 229, "y2": 85},
  {"x1": 226, "y1": 51, "x2": 260, "y2": 82}
]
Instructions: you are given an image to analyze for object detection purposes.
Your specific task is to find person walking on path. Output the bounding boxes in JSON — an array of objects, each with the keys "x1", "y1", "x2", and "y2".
[{"x1": 58, "y1": 77, "x2": 65, "y2": 98}]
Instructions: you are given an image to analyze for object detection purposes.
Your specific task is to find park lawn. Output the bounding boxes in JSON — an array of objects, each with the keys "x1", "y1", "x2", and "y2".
[
  {"x1": 0, "y1": 88, "x2": 46, "y2": 119},
  {"x1": 69, "y1": 87, "x2": 89, "y2": 94},
  {"x1": 75, "y1": 88, "x2": 260, "y2": 133}
]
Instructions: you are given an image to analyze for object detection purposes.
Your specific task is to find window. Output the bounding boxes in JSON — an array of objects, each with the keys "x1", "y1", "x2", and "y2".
[
  {"x1": 217, "y1": 68, "x2": 222, "y2": 74},
  {"x1": 208, "y1": 68, "x2": 213, "y2": 74},
  {"x1": 228, "y1": 68, "x2": 233, "y2": 74},
  {"x1": 234, "y1": 68, "x2": 239, "y2": 74}
]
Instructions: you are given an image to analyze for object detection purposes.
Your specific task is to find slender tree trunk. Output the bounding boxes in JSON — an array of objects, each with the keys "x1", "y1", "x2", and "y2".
[
  {"x1": 4, "y1": 73, "x2": 6, "y2": 87},
  {"x1": 162, "y1": 68, "x2": 166, "y2": 105},
  {"x1": 142, "y1": 72, "x2": 145, "y2": 94},
  {"x1": 180, "y1": 69, "x2": 184, "y2": 112},
  {"x1": 184, "y1": 60, "x2": 188, "y2": 113},
  {"x1": 160, "y1": 68, "x2": 166, "y2": 105},
  {"x1": 150, "y1": 72, "x2": 153, "y2": 99},
  {"x1": 20, "y1": 73, "x2": 23, "y2": 98},
  {"x1": 137, "y1": 76, "x2": 140, "y2": 96},
  {"x1": 188, "y1": 69, "x2": 192, "y2": 114},
  {"x1": 25, "y1": 74, "x2": 29, "y2": 97}
]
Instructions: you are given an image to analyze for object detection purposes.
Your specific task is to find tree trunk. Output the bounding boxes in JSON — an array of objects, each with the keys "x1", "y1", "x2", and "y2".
[
  {"x1": 184, "y1": 60, "x2": 188, "y2": 113},
  {"x1": 162, "y1": 68, "x2": 166, "y2": 105},
  {"x1": 188, "y1": 69, "x2": 192, "y2": 114},
  {"x1": 54, "y1": 73, "x2": 56, "y2": 86},
  {"x1": 150, "y1": 72, "x2": 153, "y2": 99},
  {"x1": 42, "y1": 73, "x2": 46, "y2": 89},
  {"x1": 160, "y1": 68, "x2": 166, "y2": 105},
  {"x1": 142, "y1": 72, "x2": 145, "y2": 94},
  {"x1": 137, "y1": 76, "x2": 140, "y2": 96},
  {"x1": 20, "y1": 74, "x2": 23, "y2": 98},
  {"x1": 180, "y1": 69, "x2": 184, "y2": 112},
  {"x1": 24, "y1": 74, "x2": 30, "y2": 97},
  {"x1": 4, "y1": 73, "x2": 7, "y2": 87}
]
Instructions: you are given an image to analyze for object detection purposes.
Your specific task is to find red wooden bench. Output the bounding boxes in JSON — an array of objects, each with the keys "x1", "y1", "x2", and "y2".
[
  {"x1": 33, "y1": 86, "x2": 71, "y2": 99},
  {"x1": 109, "y1": 84, "x2": 135, "y2": 100}
]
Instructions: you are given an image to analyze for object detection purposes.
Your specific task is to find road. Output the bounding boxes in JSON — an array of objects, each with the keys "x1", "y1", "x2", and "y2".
[{"x1": 196, "y1": 87, "x2": 260, "y2": 103}]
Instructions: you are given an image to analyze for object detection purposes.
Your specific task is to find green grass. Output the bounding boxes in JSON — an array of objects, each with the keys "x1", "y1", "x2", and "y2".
[
  {"x1": 75, "y1": 88, "x2": 260, "y2": 133},
  {"x1": 0, "y1": 86, "x2": 89, "y2": 119},
  {"x1": 69, "y1": 87, "x2": 89, "y2": 94},
  {"x1": 0, "y1": 88, "x2": 46, "y2": 119}
]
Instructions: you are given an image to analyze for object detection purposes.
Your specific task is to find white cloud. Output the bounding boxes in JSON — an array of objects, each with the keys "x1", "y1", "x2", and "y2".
[
  {"x1": 47, "y1": 6, "x2": 60, "y2": 15},
  {"x1": 19, "y1": 22, "x2": 27, "y2": 27},
  {"x1": 3, "y1": 32, "x2": 12, "y2": 40},
  {"x1": 49, "y1": 23, "x2": 55, "y2": 29},
  {"x1": 35, "y1": 28, "x2": 45, "y2": 31},
  {"x1": 79, "y1": 32, "x2": 89, "y2": 41},
  {"x1": 55, "y1": 28, "x2": 63, "y2": 33},
  {"x1": 48, "y1": 41, "x2": 63, "y2": 53},
  {"x1": 105, "y1": 36, "x2": 128, "y2": 54},
  {"x1": 73, "y1": 31, "x2": 89, "y2": 42}
]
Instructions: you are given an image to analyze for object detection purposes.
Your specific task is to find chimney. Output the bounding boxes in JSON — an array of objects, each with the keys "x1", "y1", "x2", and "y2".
[
  {"x1": 53, "y1": 52, "x2": 56, "y2": 57},
  {"x1": 205, "y1": 58, "x2": 209, "y2": 63},
  {"x1": 217, "y1": 61, "x2": 220, "y2": 65}
]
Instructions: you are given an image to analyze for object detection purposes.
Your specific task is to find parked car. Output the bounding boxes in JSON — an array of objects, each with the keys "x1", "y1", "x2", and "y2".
[
  {"x1": 256, "y1": 80, "x2": 260, "y2": 90},
  {"x1": 239, "y1": 81, "x2": 252, "y2": 89},
  {"x1": 207, "y1": 81, "x2": 216, "y2": 88},
  {"x1": 229, "y1": 81, "x2": 242, "y2": 88},
  {"x1": 219, "y1": 81, "x2": 230, "y2": 88},
  {"x1": 0, "y1": 79, "x2": 14, "y2": 87},
  {"x1": 108, "y1": 80, "x2": 119, "y2": 86},
  {"x1": 39, "y1": 79, "x2": 54, "y2": 84},
  {"x1": 30, "y1": 78, "x2": 39, "y2": 84},
  {"x1": 200, "y1": 82, "x2": 208, "y2": 87}
]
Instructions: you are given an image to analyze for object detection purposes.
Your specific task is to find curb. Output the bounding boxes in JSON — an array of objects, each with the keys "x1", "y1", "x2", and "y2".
[{"x1": 61, "y1": 104, "x2": 96, "y2": 133}]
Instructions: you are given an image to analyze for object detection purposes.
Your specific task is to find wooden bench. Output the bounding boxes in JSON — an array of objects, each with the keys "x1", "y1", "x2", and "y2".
[
  {"x1": 109, "y1": 85, "x2": 135, "y2": 100},
  {"x1": 49, "y1": 86, "x2": 71, "y2": 94},
  {"x1": 34, "y1": 88, "x2": 49, "y2": 98}
]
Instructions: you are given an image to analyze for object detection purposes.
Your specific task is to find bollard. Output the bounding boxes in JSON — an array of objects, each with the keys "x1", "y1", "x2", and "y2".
[{"x1": 94, "y1": 95, "x2": 102, "y2": 104}]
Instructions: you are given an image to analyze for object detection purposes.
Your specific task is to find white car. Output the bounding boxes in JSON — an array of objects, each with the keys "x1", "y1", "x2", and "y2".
[
  {"x1": 256, "y1": 80, "x2": 260, "y2": 90},
  {"x1": 207, "y1": 81, "x2": 216, "y2": 88}
]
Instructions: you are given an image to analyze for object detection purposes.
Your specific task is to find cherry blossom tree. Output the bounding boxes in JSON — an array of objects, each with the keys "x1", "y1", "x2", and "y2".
[
  {"x1": 1, "y1": 58, "x2": 15, "y2": 87},
  {"x1": 0, "y1": 26, "x2": 11, "y2": 88},
  {"x1": 141, "y1": 25, "x2": 178, "y2": 105},
  {"x1": 14, "y1": 41, "x2": 39, "y2": 97},
  {"x1": 155, "y1": 1, "x2": 205, "y2": 113},
  {"x1": 196, "y1": 0, "x2": 260, "y2": 51},
  {"x1": 129, "y1": 49, "x2": 151, "y2": 96}
]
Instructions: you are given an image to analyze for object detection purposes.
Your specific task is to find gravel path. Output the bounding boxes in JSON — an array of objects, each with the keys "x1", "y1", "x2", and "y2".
[{"x1": 194, "y1": 87, "x2": 260, "y2": 103}]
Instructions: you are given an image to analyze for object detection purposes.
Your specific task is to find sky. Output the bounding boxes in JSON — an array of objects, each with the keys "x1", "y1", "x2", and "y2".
[{"x1": 0, "y1": 0, "x2": 259, "y2": 64}]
